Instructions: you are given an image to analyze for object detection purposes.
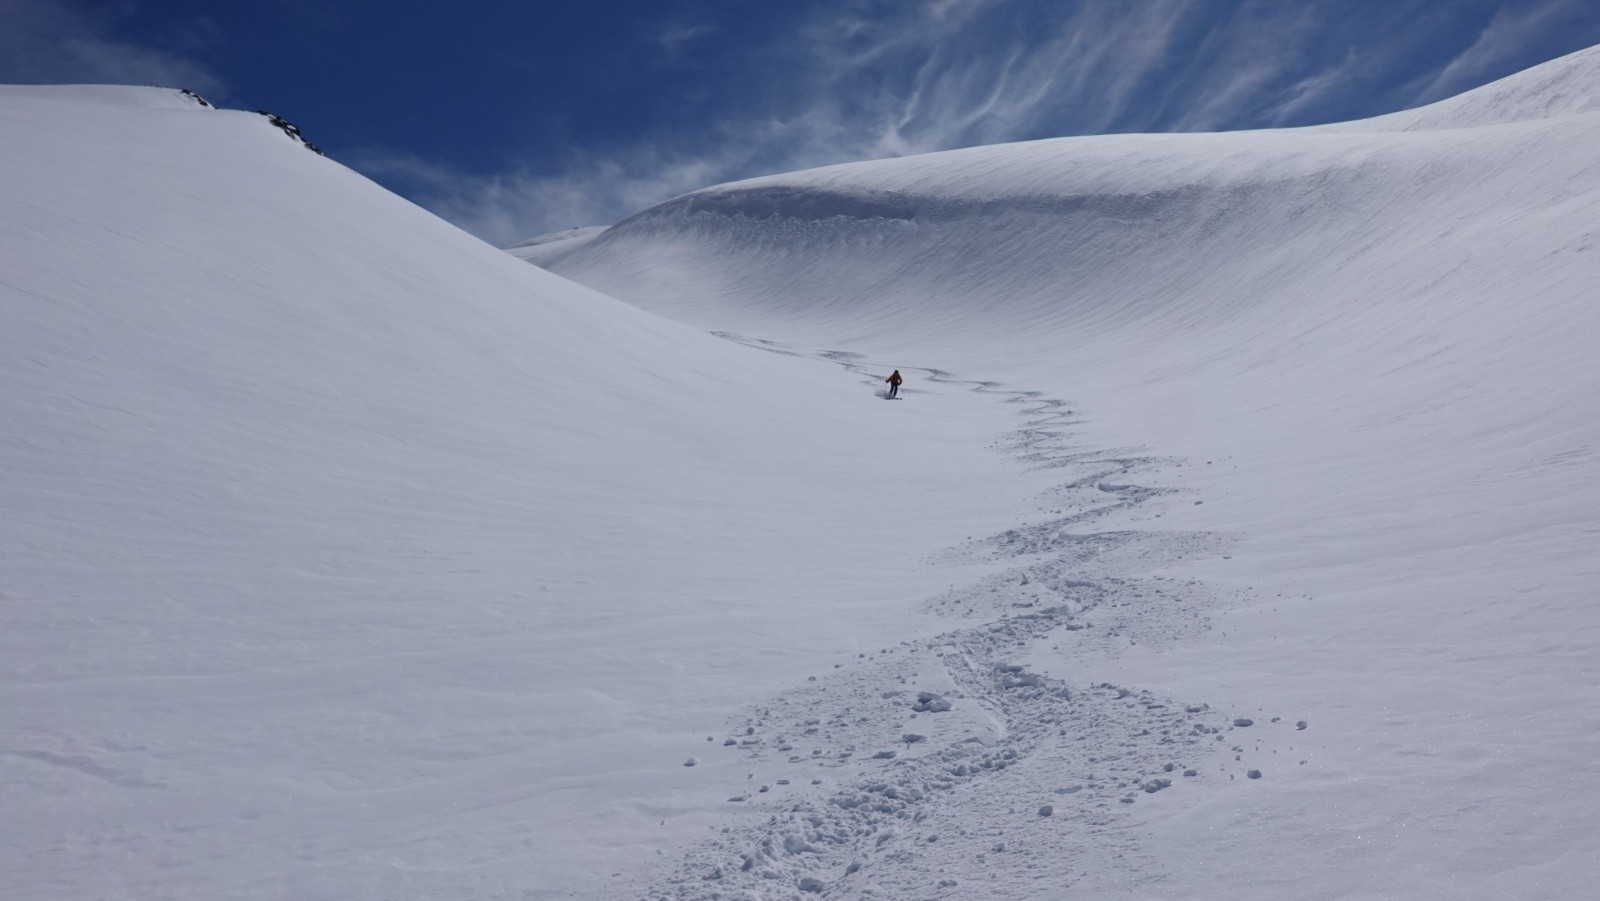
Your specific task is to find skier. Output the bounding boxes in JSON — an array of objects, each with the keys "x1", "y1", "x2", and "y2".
[{"x1": 885, "y1": 370, "x2": 903, "y2": 399}]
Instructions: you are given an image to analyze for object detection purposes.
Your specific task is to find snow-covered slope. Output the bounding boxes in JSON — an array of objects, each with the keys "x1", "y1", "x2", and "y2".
[
  {"x1": 0, "y1": 86, "x2": 1062, "y2": 898},
  {"x1": 1341, "y1": 42, "x2": 1600, "y2": 130},
  {"x1": 508, "y1": 224, "x2": 609, "y2": 266},
  {"x1": 10, "y1": 43, "x2": 1600, "y2": 900},
  {"x1": 524, "y1": 46, "x2": 1600, "y2": 898}
]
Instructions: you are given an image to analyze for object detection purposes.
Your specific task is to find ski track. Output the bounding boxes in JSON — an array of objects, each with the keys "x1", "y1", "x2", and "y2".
[{"x1": 639, "y1": 335, "x2": 1304, "y2": 900}]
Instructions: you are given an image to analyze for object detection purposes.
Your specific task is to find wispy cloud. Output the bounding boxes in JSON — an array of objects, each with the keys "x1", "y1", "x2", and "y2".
[
  {"x1": 385, "y1": 0, "x2": 1214, "y2": 244},
  {"x1": 350, "y1": 145, "x2": 738, "y2": 245},
  {"x1": 1409, "y1": 0, "x2": 1588, "y2": 104},
  {"x1": 392, "y1": 0, "x2": 1343, "y2": 243},
  {"x1": 19, "y1": 0, "x2": 1582, "y2": 248},
  {"x1": 0, "y1": 0, "x2": 222, "y2": 93},
  {"x1": 658, "y1": 22, "x2": 715, "y2": 57}
]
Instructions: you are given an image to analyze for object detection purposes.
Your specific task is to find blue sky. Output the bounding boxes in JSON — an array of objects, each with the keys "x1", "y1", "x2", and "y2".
[{"x1": 5, "y1": 0, "x2": 1600, "y2": 244}]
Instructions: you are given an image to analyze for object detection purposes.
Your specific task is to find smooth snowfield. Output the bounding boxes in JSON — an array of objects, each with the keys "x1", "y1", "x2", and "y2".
[
  {"x1": 526, "y1": 47, "x2": 1600, "y2": 898},
  {"x1": 0, "y1": 86, "x2": 1057, "y2": 898}
]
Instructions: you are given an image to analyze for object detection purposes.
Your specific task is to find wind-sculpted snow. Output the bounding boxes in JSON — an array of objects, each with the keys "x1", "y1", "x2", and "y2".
[
  {"x1": 533, "y1": 47, "x2": 1600, "y2": 360},
  {"x1": 636, "y1": 186, "x2": 920, "y2": 223},
  {"x1": 1342, "y1": 43, "x2": 1600, "y2": 131},
  {"x1": 506, "y1": 223, "x2": 608, "y2": 266}
]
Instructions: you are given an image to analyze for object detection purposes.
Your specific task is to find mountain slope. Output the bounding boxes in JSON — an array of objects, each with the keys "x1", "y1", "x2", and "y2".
[
  {"x1": 523, "y1": 46, "x2": 1600, "y2": 899},
  {"x1": 0, "y1": 85, "x2": 1058, "y2": 898}
]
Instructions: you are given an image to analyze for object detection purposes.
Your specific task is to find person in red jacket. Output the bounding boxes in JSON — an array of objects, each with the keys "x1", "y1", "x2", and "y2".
[{"x1": 885, "y1": 370, "x2": 903, "y2": 398}]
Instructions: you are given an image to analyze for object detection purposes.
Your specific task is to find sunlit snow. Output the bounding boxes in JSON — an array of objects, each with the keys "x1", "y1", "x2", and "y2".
[{"x1": 7, "y1": 45, "x2": 1600, "y2": 900}]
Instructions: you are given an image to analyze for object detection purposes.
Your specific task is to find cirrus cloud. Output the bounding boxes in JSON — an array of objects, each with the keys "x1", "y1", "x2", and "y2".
[{"x1": 376, "y1": 0, "x2": 1600, "y2": 246}]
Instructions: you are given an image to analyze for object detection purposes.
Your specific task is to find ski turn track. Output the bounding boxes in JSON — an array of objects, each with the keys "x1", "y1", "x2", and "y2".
[{"x1": 641, "y1": 336, "x2": 1309, "y2": 900}]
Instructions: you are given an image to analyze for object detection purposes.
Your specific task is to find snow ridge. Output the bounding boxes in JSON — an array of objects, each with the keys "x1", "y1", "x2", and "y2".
[
  {"x1": 1342, "y1": 43, "x2": 1600, "y2": 131},
  {"x1": 525, "y1": 44, "x2": 1600, "y2": 355}
]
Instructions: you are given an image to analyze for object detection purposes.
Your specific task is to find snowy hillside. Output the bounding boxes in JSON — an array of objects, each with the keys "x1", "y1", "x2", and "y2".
[
  {"x1": 520, "y1": 46, "x2": 1600, "y2": 898},
  {"x1": 7, "y1": 42, "x2": 1599, "y2": 901},
  {"x1": 1, "y1": 85, "x2": 1064, "y2": 898},
  {"x1": 509, "y1": 224, "x2": 609, "y2": 265}
]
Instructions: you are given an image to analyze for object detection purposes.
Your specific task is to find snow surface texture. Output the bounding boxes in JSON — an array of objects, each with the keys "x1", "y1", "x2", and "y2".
[
  {"x1": 526, "y1": 46, "x2": 1600, "y2": 899},
  {"x1": 510, "y1": 224, "x2": 609, "y2": 266},
  {"x1": 0, "y1": 85, "x2": 1050, "y2": 897},
  {"x1": 6, "y1": 45, "x2": 1600, "y2": 900},
  {"x1": 635, "y1": 342, "x2": 1257, "y2": 899}
]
